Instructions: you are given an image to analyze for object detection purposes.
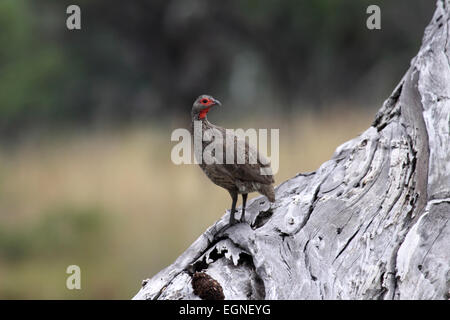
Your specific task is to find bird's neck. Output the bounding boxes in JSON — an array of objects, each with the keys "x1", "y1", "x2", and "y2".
[
  {"x1": 191, "y1": 113, "x2": 211, "y2": 123},
  {"x1": 191, "y1": 114, "x2": 212, "y2": 134}
]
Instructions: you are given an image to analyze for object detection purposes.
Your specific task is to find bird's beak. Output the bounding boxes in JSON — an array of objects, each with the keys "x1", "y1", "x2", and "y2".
[{"x1": 213, "y1": 98, "x2": 222, "y2": 107}]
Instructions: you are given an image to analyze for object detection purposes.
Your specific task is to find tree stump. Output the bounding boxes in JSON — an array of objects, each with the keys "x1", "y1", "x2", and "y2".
[{"x1": 134, "y1": 0, "x2": 450, "y2": 300}]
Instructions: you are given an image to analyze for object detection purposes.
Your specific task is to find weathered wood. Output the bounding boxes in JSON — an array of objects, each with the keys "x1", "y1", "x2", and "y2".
[{"x1": 134, "y1": 0, "x2": 450, "y2": 300}]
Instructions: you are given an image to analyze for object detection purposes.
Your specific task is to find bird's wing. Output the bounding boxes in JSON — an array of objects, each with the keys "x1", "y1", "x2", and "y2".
[
  {"x1": 226, "y1": 162, "x2": 274, "y2": 184},
  {"x1": 224, "y1": 133, "x2": 274, "y2": 185}
]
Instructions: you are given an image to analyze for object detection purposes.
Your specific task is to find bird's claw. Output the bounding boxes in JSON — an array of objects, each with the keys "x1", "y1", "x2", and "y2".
[{"x1": 228, "y1": 209, "x2": 238, "y2": 225}]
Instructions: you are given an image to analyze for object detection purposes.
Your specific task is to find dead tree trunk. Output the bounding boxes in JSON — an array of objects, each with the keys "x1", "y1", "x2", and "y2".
[{"x1": 134, "y1": 1, "x2": 450, "y2": 300}]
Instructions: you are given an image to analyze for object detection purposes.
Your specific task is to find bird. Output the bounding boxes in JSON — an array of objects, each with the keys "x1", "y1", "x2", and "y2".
[{"x1": 190, "y1": 94, "x2": 275, "y2": 225}]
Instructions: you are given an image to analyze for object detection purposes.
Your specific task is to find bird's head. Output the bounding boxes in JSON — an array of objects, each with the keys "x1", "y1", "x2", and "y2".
[{"x1": 191, "y1": 95, "x2": 222, "y2": 120}]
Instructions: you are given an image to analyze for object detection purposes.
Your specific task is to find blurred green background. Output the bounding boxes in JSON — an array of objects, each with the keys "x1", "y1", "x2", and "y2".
[{"x1": 0, "y1": 0, "x2": 434, "y2": 298}]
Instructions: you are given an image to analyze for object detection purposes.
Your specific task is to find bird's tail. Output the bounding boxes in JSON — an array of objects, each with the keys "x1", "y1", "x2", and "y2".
[{"x1": 259, "y1": 184, "x2": 275, "y2": 203}]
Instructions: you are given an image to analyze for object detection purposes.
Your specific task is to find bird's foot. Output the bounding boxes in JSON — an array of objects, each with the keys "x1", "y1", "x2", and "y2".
[
  {"x1": 229, "y1": 209, "x2": 238, "y2": 225},
  {"x1": 229, "y1": 217, "x2": 238, "y2": 225},
  {"x1": 240, "y1": 211, "x2": 246, "y2": 223}
]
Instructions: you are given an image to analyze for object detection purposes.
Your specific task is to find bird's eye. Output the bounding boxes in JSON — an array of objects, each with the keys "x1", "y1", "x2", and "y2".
[{"x1": 201, "y1": 99, "x2": 208, "y2": 104}]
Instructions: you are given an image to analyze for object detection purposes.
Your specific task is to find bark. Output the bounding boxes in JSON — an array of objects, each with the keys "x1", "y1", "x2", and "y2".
[{"x1": 134, "y1": 1, "x2": 450, "y2": 300}]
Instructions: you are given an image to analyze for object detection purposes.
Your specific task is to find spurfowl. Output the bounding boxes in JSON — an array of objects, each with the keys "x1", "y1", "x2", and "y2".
[{"x1": 191, "y1": 94, "x2": 275, "y2": 225}]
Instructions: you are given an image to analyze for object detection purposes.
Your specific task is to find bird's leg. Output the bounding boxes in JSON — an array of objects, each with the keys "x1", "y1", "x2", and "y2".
[
  {"x1": 240, "y1": 193, "x2": 248, "y2": 222},
  {"x1": 229, "y1": 191, "x2": 238, "y2": 225}
]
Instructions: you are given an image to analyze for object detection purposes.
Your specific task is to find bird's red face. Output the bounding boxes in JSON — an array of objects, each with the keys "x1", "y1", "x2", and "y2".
[
  {"x1": 199, "y1": 97, "x2": 215, "y2": 108},
  {"x1": 193, "y1": 95, "x2": 222, "y2": 119}
]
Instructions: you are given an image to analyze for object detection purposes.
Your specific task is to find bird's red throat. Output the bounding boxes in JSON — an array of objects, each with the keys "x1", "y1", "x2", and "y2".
[{"x1": 199, "y1": 107, "x2": 211, "y2": 119}]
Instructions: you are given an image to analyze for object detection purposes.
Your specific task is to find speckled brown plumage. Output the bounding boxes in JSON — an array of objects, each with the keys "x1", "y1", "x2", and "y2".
[
  {"x1": 191, "y1": 95, "x2": 276, "y2": 225},
  {"x1": 191, "y1": 272, "x2": 225, "y2": 300}
]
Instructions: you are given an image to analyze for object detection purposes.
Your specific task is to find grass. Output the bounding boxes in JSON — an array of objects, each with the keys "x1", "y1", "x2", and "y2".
[{"x1": 0, "y1": 108, "x2": 374, "y2": 299}]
